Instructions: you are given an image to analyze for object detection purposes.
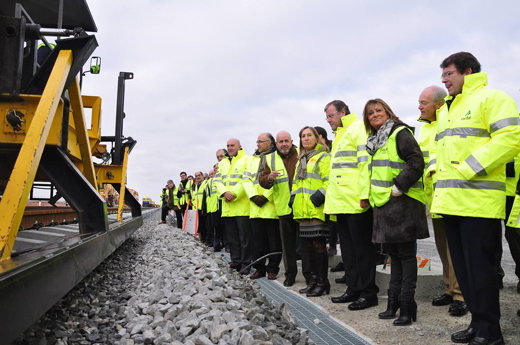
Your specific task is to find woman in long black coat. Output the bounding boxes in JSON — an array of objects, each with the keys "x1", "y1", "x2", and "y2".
[{"x1": 363, "y1": 98, "x2": 429, "y2": 326}]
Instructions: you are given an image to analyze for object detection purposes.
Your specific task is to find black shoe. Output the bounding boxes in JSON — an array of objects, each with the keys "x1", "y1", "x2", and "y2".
[
  {"x1": 348, "y1": 297, "x2": 378, "y2": 311},
  {"x1": 331, "y1": 292, "x2": 359, "y2": 304},
  {"x1": 449, "y1": 300, "x2": 469, "y2": 316},
  {"x1": 469, "y1": 337, "x2": 505, "y2": 345},
  {"x1": 306, "y1": 279, "x2": 331, "y2": 297},
  {"x1": 378, "y1": 290, "x2": 400, "y2": 319},
  {"x1": 229, "y1": 263, "x2": 240, "y2": 270},
  {"x1": 330, "y1": 262, "x2": 344, "y2": 273},
  {"x1": 432, "y1": 293, "x2": 453, "y2": 306},
  {"x1": 283, "y1": 277, "x2": 295, "y2": 287},
  {"x1": 451, "y1": 327, "x2": 476, "y2": 343},
  {"x1": 299, "y1": 275, "x2": 317, "y2": 294},
  {"x1": 393, "y1": 300, "x2": 417, "y2": 326},
  {"x1": 335, "y1": 275, "x2": 346, "y2": 284}
]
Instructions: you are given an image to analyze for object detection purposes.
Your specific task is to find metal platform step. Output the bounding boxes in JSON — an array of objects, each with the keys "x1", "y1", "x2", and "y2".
[{"x1": 216, "y1": 252, "x2": 373, "y2": 345}]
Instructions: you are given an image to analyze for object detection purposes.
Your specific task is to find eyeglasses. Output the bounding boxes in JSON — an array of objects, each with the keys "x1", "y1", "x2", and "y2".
[
  {"x1": 325, "y1": 110, "x2": 339, "y2": 120},
  {"x1": 256, "y1": 140, "x2": 270, "y2": 144},
  {"x1": 441, "y1": 70, "x2": 457, "y2": 79}
]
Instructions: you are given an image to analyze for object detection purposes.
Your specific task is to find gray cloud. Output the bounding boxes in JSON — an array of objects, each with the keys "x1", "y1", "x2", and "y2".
[{"x1": 78, "y1": 0, "x2": 520, "y2": 202}]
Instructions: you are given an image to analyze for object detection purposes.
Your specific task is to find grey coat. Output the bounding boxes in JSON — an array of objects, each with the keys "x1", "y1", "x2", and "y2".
[{"x1": 371, "y1": 123, "x2": 429, "y2": 244}]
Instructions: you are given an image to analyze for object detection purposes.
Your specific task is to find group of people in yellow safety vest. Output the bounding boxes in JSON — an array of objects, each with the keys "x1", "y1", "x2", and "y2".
[{"x1": 160, "y1": 52, "x2": 520, "y2": 345}]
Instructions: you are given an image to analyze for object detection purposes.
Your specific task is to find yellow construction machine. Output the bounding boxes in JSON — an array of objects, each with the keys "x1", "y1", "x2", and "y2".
[{"x1": 0, "y1": 1, "x2": 143, "y2": 343}]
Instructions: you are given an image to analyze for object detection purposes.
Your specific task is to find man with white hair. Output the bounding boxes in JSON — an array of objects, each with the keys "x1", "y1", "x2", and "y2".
[{"x1": 418, "y1": 85, "x2": 467, "y2": 317}]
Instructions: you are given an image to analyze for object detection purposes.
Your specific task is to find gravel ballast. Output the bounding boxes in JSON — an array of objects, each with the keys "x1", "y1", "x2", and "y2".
[{"x1": 13, "y1": 212, "x2": 313, "y2": 345}]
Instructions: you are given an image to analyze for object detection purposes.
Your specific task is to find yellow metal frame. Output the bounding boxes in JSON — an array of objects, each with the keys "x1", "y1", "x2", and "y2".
[
  {"x1": 96, "y1": 165, "x2": 124, "y2": 184},
  {"x1": 117, "y1": 147, "x2": 130, "y2": 221},
  {"x1": 0, "y1": 50, "x2": 73, "y2": 260},
  {"x1": 68, "y1": 78, "x2": 98, "y2": 191}
]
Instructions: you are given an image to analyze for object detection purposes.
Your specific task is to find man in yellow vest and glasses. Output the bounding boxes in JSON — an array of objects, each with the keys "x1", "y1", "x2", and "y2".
[
  {"x1": 323, "y1": 100, "x2": 379, "y2": 310},
  {"x1": 214, "y1": 138, "x2": 253, "y2": 274},
  {"x1": 418, "y1": 86, "x2": 468, "y2": 317},
  {"x1": 430, "y1": 52, "x2": 520, "y2": 345}
]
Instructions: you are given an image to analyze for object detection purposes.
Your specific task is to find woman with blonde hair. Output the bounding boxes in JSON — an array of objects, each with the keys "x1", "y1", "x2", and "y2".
[{"x1": 363, "y1": 99, "x2": 429, "y2": 325}]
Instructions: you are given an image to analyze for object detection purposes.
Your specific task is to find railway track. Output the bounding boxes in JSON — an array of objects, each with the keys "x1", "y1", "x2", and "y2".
[{"x1": 0, "y1": 209, "x2": 155, "y2": 345}]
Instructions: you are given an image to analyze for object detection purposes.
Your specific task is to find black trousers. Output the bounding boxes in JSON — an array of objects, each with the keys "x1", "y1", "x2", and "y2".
[
  {"x1": 328, "y1": 222, "x2": 338, "y2": 250},
  {"x1": 336, "y1": 211, "x2": 379, "y2": 300},
  {"x1": 174, "y1": 209, "x2": 183, "y2": 228},
  {"x1": 279, "y1": 218, "x2": 311, "y2": 282},
  {"x1": 387, "y1": 241, "x2": 417, "y2": 302},
  {"x1": 161, "y1": 205, "x2": 171, "y2": 221},
  {"x1": 251, "y1": 218, "x2": 282, "y2": 274},
  {"x1": 209, "y1": 209, "x2": 224, "y2": 250},
  {"x1": 197, "y1": 211, "x2": 207, "y2": 243},
  {"x1": 224, "y1": 216, "x2": 252, "y2": 270},
  {"x1": 443, "y1": 216, "x2": 502, "y2": 340},
  {"x1": 505, "y1": 196, "x2": 520, "y2": 280}
]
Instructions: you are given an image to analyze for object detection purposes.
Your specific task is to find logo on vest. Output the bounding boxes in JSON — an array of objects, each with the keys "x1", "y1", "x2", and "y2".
[{"x1": 461, "y1": 110, "x2": 472, "y2": 121}]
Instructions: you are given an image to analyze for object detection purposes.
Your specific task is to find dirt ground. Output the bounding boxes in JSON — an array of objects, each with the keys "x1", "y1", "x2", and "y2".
[{"x1": 275, "y1": 267, "x2": 520, "y2": 345}]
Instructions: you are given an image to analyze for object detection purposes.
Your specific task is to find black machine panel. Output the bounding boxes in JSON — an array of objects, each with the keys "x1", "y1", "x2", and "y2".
[{"x1": 0, "y1": 0, "x2": 97, "y2": 32}]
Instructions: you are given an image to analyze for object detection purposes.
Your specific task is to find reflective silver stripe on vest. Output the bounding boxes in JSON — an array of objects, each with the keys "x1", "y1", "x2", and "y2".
[
  {"x1": 436, "y1": 179, "x2": 505, "y2": 191},
  {"x1": 422, "y1": 151, "x2": 429, "y2": 158},
  {"x1": 358, "y1": 156, "x2": 369, "y2": 163},
  {"x1": 229, "y1": 181, "x2": 238, "y2": 186},
  {"x1": 371, "y1": 179, "x2": 393, "y2": 187},
  {"x1": 221, "y1": 174, "x2": 228, "y2": 179},
  {"x1": 371, "y1": 179, "x2": 424, "y2": 189},
  {"x1": 213, "y1": 179, "x2": 222, "y2": 183},
  {"x1": 291, "y1": 187, "x2": 318, "y2": 196},
  {"x1": 334, "y1": 150, "x2": 356, "y2": 158},
  {"x1": 465, "y1": 154, "x2": 487, "y2": 176},
  {"x1": 490, "y1": 117, "x2": 520, "y2": 134},
  {"x1": 357, "y1": 145, "x2": 366, "y2": 151},
  {"x1": 230, "y1": 174, "x2": 242, "y2": 178},
  {"x1": 323, "y1": 176, "x2": 329, "y2": 180},
  {"x1": 243, "y1": 171, "x2": 252, "y2": 177},
  {"x1": 436, "y1": 127, "x2": 490, "y2": 141},
  {"x1": 332, "y1": 162, "x2": 358, "y2": 169},
  {"x1": 306, "y1": 172, "x2": 322, "y2": 180},
  {"x1": 254, "y1": 180, "x2": 260, "y2": 185},
  {"x1": 319, "y1": 187, "x2": 326, "y2": 196},
  {"x1": 273, "y1": 177, "x2": 289, "y2": 185},
  {"x1": 271, "y1": 153, "x2": 276, "y2": 170},
  {"x1": 371, "y1": 159, "x2": 406, "y2": 169},
  {"x1": 427, "y1": 159, "x2": 436, "y2": 169}
]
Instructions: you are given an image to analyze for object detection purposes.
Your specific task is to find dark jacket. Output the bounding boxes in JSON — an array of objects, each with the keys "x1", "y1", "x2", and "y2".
[{"x1": 372, "y1": 123, "x2": 429, "y2": 243}]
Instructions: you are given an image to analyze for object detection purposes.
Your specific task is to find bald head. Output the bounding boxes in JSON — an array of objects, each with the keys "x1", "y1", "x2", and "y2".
[
  {"x1": 227, "y1": 138, "x2": 241, "y2": 157},
  {"x1": 276, "y1": 131, "x2": 293, "y2": 155},
  {"x1": 257, "y1": 132, "x2": 274, "y2": 153}
]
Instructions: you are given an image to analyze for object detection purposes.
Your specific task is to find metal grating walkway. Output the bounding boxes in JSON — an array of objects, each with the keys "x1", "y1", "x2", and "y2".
[{"x1": 217, "y1": 252, "x2": 373, "y2": 345}]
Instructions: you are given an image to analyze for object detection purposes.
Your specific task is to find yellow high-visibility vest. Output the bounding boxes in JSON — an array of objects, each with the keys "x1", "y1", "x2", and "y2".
[
  {"x1": 430, "y1": 72, "x2": 520, "y2": 219},
  {"x1": 291, "y1": 146, "x2": 330, "y2": 222},
  {"x1": 369, "y1": 126, "x2": 426, "y2": 207},
  {"x1": 324, "y1": 114, "x2": 370, "y2": 215}
]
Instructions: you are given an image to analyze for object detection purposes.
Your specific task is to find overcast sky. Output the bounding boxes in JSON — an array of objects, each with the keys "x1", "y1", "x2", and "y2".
[{"x1": 79, "y1": 0, "x2": 520, "y2": 203}]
